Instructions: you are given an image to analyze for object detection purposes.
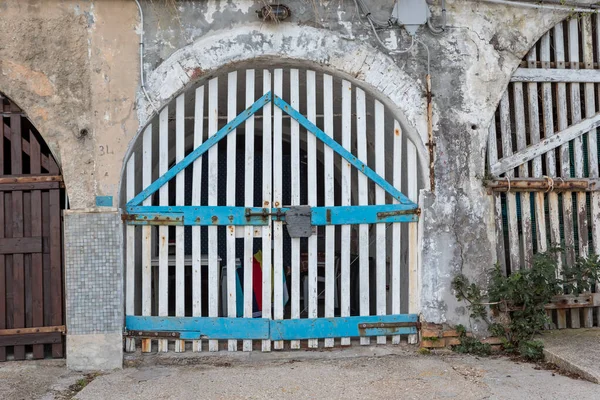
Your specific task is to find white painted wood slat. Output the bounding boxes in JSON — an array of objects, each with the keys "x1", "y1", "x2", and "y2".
[
  {"x1": 513, "y1": 83, "x2": 533, "y2": 266},
  {"x1": 391, "y1": 120, "x2": 402, "y2": 344},
  {"x1": 540, "y1": 31, "x2": 562, "y2": 273},
  {"x1": 356, "y1": 87, "x2": 370, "y2": 346},
  {"x1": 499, "y1": 90, "x2": 521, "y2": 272},
  {"x1": 407, "y1": 140, "x2": 419, "y2": 345},
  {"x1": 569, "y1": 19, "x2": 589, "y2": 262},
  {"x1": 273, "y1": 69, "x2": 284, "y2": 350},
  {"x1": 290, "y1": 69, "x2": 301, "y2": 350},
  {"x1": 175, "y1": 94, "x2": 186, "y2": 352},
  {"x1": 526, "y1": 47, "x2": 548, "y2": 254},
  {"x1": 582, "y1": 15, "x2": 596, "y2": 328},
  {"x1": 340, "y1": 80, "x2": 352, "y2": 346},
  {"x1": 141, "y1": 124, "x2": 152, "y2": 353},
  {"x1": 158, "y1": 106, "x2": 169, "y2": 353},
  {"x1": 208, "y1": 77, "x2": 219, "y2": 352},
  {"x1": 262, "y1": 70, "x2": 273, "y2": 353},
  {"x1": 568, "y1": 19, "x2": 582, "y2": 329},
  {"x1": 306, "y1": 70, "x2": 319, "y2": 349},
  {"x1": 323, "y1": 74, "x2": 336, "y2": 348},
  {"x1": 244, "y1": 70, "x2": 256, "y2": 352},
  {"x1": 227, "y1": 72, "x2": 238, "y2": 352},
  {"x1": 125, "y1": 155, "x2": 136, "y2": 353},
  {"x1": 192, "y1": 86, "x2": 204, "y2": 352},
  {"x1": 374, "y1": 100, "x2": 386, "y2": 344},
  {"x1": 488, "y1": 121, "x2": 507, "y2": 274}
]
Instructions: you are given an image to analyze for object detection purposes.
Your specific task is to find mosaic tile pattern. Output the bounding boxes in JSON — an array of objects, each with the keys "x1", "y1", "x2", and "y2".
[{"x1": 64, "y1": 211, "x2": 123, "y2": 335}]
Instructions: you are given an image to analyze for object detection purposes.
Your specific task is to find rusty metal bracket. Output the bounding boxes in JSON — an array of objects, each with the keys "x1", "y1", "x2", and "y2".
[
  {"x1": 124, "y1": 330, "x2": 181, "y2": 339},
  {"x1": 359, "y1": 321, "x2": 421, "y2": 330}
]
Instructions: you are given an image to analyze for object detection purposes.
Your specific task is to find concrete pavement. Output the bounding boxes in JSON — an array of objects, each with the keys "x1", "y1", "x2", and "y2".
[{"x1": 0, "y1": 346, "x2": 597, "y2": 400}]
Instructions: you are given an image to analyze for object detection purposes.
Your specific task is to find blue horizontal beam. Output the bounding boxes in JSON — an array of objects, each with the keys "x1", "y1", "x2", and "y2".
[
  {"x1": 269, "y1": 315, "x2": 418, "y2": 340},
  {"x1": 124, "y1": 206, "x2": 271, "y2": 226},
  {"x1": 309, "y1": 205, "x2": 419, "y2": 225},
  {"x1": 127, "y1": 91, "x2": 272, "y2": 207},
  {"x1": 125, "y1": 314, "x2": 418, "y2": 340},
  {"x1": 273, "y1": 95, "x2": 418, "y2": 208},
  {"x1": 124, "y1": 205, "x2": 419, "y2": 226},
  {"x1": 125, "y1": 316, "x2": 270, "y2": 340}
]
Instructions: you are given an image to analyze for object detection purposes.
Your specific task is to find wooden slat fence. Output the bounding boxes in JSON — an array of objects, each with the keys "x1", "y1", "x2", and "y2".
[
  {"x1": 0, "y1": 93, "x2": 64, "y2": 361},
  {"x1": 488, "y1": 15, "x2": 600, "y2": 329}
]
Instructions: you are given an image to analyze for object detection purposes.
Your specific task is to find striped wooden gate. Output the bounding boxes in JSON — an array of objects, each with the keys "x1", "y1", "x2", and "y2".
[
  {"x1": 0, "y1": 93, "x2": 64, "y2": 361},
  {"x1": 487, "y1": 14, "x2": 600, "y2": 328},
  {"x1": 123, "y1": 67, "x2": 422, "y2": 352}
]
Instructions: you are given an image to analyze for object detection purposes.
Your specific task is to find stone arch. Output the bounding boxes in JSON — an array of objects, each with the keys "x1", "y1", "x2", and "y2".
[{"x1": 124, "y1": 24, "x2": 430, "y2": 194}]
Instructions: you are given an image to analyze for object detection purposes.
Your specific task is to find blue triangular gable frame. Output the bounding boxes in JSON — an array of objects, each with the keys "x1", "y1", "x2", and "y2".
[{"x1": 127, "y1": 91, "x2": 417, "y2": 211}]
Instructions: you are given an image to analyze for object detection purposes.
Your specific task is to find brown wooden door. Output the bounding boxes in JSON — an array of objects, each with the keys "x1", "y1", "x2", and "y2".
[{"x1": 0, "y1": 94, "x2": 64, "y2": 361}]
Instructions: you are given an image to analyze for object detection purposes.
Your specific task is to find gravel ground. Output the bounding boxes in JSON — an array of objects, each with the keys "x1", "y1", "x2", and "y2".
[{"x1": 1, "y1": 348, "x2": 598, "y2": 400}]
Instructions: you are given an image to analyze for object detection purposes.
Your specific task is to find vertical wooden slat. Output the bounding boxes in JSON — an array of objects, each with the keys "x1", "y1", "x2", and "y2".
[
  {"x1": 0, "y1": 190, "x2": 5, "y2": 361},
  {"x1": 323, "y1": 74, "x2": 335, "y2": 348},
  {"x1": 30, "y1": 132, "x2": 44, "y2": 359},
  {"x1": 158, "y1": 107, "x2": 169, "y2": 353},
  {"x1": 11, "y1": 114, "x2": 25, "y2": 360},
  {"x1": 513, "y1": 83, "x2": 533, "y2": 266},
  {"x1": 49, "y1": 189, "x2": 62, "y2": 357},
  {"x1": 488, "y1": 121, "x2": 507, "y2": 274},
  {"x1": 374, "y1": 100, "x2": 386, "y2": 345},
  {"x1": 356, "y1": 87, "x2": 370, "y2": 346},
  {"x1": 565, "y1": 20, "x2": 581, "y2": 329},
  {"x1": 526, "y1": 47, "x2": 547, "y2": 254},
  {"x1": 550, "y1": 26, "x2": 568, "y2": 329},
  {"x1": 226, "y1": 72, "x2": 238, "y2": 352},
  {"x1": 527, "y1": 45, "x2": 553, "y2": 326},
  {"x1": 208, "y1": 78, "x2": 219, "y2": 352},
  {"x1": 582, "y1": 15, "x2": 596, "y2": 328},
  {"x1": 340, "y1": 80, "x2": 352, "y2": 346},
  {"x1": 499, "y1": 90, "x2": 520, "y2": 272},
  {"x1": 245, "y1": 70, "x2": 257, "y2": 352},
  {"x1": 306, "y1": 70, "x2": 319, "y2": 349},
  {"x1": 41, "y1": 192, "x2": 49, "y2": 331},
  {"x1": 192, "y1": 86, "x2": 204, "y2": 352},
  {"x1": 273, "y1": 69, "x2": 284, "y2": 351},
  {"x1": 568, "y1": 19, "x2": 589, "y2": 265},
  {"x1": 555, "y1": 23, "x2": 576, "y2": 271},
  {"x1": 0, "y1": 119, "x2": 3, "y2": 361},
  {"x1": 594, "y1": 14, "x2": 600, "y2": 327},
  {"x1": 175, "y1": 94, "x2": 186, "y2": 352},
  {"x1": 391, "y1": 120, "x2": 402, "y2": 344},
  {"x1": 407, "y1": 140, "x2": 419, "y2": 345},
  {"x1": 290, "y1": 68, "x2": 301, "y2": 350},
  {"x1": 5, "y1": 193, "x2": 12, "y2": 337},
  {"x1": 141, "y1": 124, "x2": 153, "y2": 352},
  {"x1": 125, "y1": 155, "x2": 136, "y2": 352},
  {"x1": 261, "y1": 70, "x2": 273, "y2": 352},
  {"x1": 24, "y1": 192, "x2": 31, "y2": 329}
]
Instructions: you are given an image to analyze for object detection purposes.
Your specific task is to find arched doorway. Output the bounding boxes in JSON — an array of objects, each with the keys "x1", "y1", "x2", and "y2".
[
  {"x1": 487, "y1": 14, "x2": 600, "y2": 329},
  {"x1": 122, "y1": 62, "x2": 424, "y2": 352},
  {"x1": 0, "y1": 93, "x2": 65, "y2": 361}
]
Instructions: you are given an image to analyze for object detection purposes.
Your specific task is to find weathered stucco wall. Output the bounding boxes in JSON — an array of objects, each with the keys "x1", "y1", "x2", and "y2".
[
  {"x1": 0, "y1": 0, "x2": 139, "y2": 208},
  {"x1": 134, "y1": 0, "x2": 571, "y2": 330},
  {"x1": 0, "y1": 0, "x2": 586, "y2": 331}
]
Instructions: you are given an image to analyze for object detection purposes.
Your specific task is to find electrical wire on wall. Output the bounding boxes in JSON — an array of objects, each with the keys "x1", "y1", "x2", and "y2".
[{"x1": 353, "y1": 0, "x2": 439, "y2": 191}]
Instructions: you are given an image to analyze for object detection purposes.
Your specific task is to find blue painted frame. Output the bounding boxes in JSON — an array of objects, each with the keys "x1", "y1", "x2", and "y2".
[{"x1": 126, "y1": 314, "x2": 418, "y2": 340}]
